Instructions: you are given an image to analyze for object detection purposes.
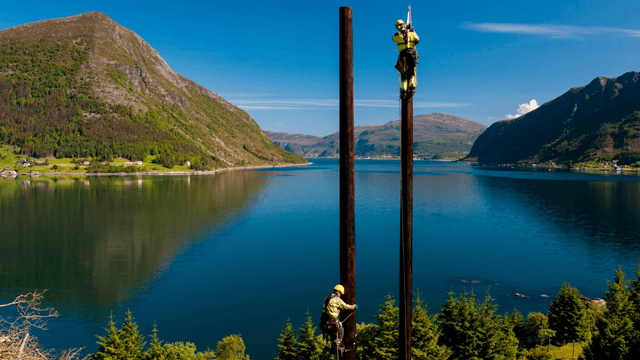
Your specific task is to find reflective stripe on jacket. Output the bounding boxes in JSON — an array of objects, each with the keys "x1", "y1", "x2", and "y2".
[
  {"x1": 392, "y1": 30, "x2": 420, "y2": 51},
  {"x1": 322, "y1": 294, "x2": 356, "y2": 320}
]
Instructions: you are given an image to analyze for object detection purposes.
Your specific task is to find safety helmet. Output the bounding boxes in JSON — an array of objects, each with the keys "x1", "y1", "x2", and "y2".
[
  {"x1": 334, "y1": 284, "x2": 345, "y2": 295},
  {"x1": 395, "y1": 19, "x2": 405, "y2": 28}
]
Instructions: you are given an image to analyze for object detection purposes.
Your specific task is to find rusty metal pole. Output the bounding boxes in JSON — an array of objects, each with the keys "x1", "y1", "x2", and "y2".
[
  {"x1": 339, "y1": 6, "x2": 356, "y2": 360},
  {"x1": 400, "y1": 95, "x2": 413, "y2": 360}
]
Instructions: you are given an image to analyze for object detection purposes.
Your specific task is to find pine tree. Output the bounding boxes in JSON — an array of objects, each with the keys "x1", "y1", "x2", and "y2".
[
  {"x1": 507, "y1": 309, "x2": 527, "y2": 348},
  {"x1": 411, "y1": 292, "x2": 451, "y2": 360},
  {"x1": 372, "y1": 294, "x2": 399, "y2": 360},
  {"x1": 297, "y1": 309, "x2": 320, "y2": 360},
  {"x1": 547, "y1": 283, "x2": 590, "y2": 345},
  {"x1": 162, "y1": 342, "x2": 200, "y2": 360},
  {"x1": 143, "y1": 323, "x2": 165, "y2": 360},
  {"x1": 118, "y1": 310, "x2": 146, "y2": 359},
  {"x1": 438, "y1": 289, "x2": 515, "y2": 359},
  {"x1": 92, "y1": 312, "x2": 122, "y2": 360},
  {"x1": 582, "y1": 269, "x2": 639, "y2": 359},
  {"x1": 438, "y1": 289, "x2": 481, "y2": 359},
  {"x1": 355, "y1": 322, "x2": 379, "y2": 360},
  {"x1": 628, "y1": 265, "x2": 640, "y2": 356},
  {"x1": 275, "y1": 318, "x2": 298, "y2": 360},
  {"x1": 494, "y1": 308, "x2": 519, "y2": 359}
]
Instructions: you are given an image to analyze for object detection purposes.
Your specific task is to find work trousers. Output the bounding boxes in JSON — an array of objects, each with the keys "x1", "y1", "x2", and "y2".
[{"x1": 399, "y1": 48, "x2": 417, "y2": 97}]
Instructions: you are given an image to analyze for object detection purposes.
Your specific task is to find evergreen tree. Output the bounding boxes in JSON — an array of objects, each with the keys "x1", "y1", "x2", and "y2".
[
  {"x1": 495, "y1": 310, "x2": 519, "y2": 359},
  {"x1": 547, "y1": 282, "x2": 590, "y2": 345},
  {"x1": 411, "y1": 292, "x2": 451, "y2": 360},
  {"x1": 275, "y1": 318, "x2": 298, "y2": 360},
  {"x1": 582, "y1": 269, "x2": 639, "y2": 359},
  {"x1": 162, "y1": 342, "x2": 200, "y2": 360},
  {"x1": 506, "y1": 309, "x2": 527, "y2": 348},
  {"x1": 118, "y1": 310, "x2": 146, "y2": 359},
  {"x1": 355, "y1": 322, "x2": 379, "y2": 360},
  {"x1": 438, "y1": 289, "x2": 516, "y2": 359},
  {"x1": 371, "y1": 294, "x2": 399, "y2": 360},
  {"x1": 216, "y1": 335, "x2": 249, "y2": 360},
  {"x1": 143, "y1": 323, "x2": 165, "y2": 360},
  {"x1": 297, "y1": 309, "x2": 320, "y2": 360},
  {"x1": 92, "y1": 312, "x2": 123, "y2": 360}
]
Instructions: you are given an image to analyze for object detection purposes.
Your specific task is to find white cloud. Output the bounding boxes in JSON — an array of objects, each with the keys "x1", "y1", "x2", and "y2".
[
  {"x1": 230, "y1": 99, "x2": 472, "y2": 110},
  {"x1": 463, "y1": 22, "x2": 640, "y2": 39},
  {"x1": 506, "y1": 99, "x2": 539, "y2": 119}
]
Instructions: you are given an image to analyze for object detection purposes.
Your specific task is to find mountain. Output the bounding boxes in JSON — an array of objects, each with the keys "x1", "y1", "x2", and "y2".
[
  {"x1": 464, "y1": 72, "x2": 640, "y2": 166},
  {"x1": 0, "y1": 12, "x2": 305, "y2": 169},
  {"x1": 267, "y1": 113, "x2": 487, "y2": 159}
]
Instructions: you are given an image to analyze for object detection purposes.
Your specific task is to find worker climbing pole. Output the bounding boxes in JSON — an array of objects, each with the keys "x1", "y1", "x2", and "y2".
[
  {"x1": 339, "y1": 6, "x2": 357, "y2": 360},
  {"x1": 395, "y1": 5, "x2": 416, "y2": 360},
  {"x1": 393, "y1": 5, "x2": 420, "y2": 100}
]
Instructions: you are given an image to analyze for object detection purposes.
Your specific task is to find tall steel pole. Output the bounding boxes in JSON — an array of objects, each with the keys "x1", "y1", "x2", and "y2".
[
  {"x1": 339, "y1": 6, "x2": 356, "y2": 360},
  {"x1": 400, "y1": 95, "x2": 413, "y2": 360}
]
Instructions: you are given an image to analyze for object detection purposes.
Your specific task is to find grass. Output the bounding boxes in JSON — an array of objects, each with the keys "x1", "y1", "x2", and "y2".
[
  {"x1": 527, "y1": 342, "x2": 584, "y2": 360},
  {"x1": 0, "y1": 147, "x2": 198, "y2": 174}
]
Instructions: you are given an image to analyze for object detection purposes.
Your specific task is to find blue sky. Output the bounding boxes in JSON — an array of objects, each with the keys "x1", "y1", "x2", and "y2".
[{"x1": 1, "y1": 0, "x2": 639, "y2": 136}]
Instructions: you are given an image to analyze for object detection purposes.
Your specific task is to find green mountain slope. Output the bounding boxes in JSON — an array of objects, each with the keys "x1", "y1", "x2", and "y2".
[
  {"x1": 0, "y1": 12, "x2": 306, "y2": 169},
  {"x1": 267, "y1": 113, "x2": 487, "y2": 159},
  {"x1": 465, "y1": 72, "x2": 640, "y2": 166}
]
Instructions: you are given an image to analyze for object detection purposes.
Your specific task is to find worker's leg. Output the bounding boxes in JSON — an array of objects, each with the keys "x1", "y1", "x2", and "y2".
[
  {"x1": 400, "y1": 72, "x2": 408, "y2": 99},
  {"x1": 406, "y1": 50, "x2": 417, "y2": 95}
]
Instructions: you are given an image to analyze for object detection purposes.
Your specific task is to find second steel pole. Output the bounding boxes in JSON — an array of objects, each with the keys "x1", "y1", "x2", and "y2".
[
  {"x1": 400, "y1": 95, "x2": 414, "y2": 360},
  {"x1": 339, "y1": 7, "x2": 356, "y2": 360}
]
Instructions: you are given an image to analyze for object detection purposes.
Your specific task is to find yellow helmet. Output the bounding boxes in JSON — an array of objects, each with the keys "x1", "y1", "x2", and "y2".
[
  {"x1": 334, "y1": 284, "x2": 345, "y2": 295},
  {"x1": 396, "y1": 19, "x2": 405, "y2": 28}
]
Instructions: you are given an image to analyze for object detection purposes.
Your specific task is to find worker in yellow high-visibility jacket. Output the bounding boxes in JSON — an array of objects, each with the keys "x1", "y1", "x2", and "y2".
[
  {"x1": 393, "y1": 19, "x2": 420, "y2": 99},
  {"x1": 319, "y1": 284, "x2": 357, "y2": 353}
]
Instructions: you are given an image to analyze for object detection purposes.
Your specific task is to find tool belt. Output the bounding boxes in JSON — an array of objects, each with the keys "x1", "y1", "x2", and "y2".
[
  {"x1": 320, "y1": 312, "x2": 339, "y2": 335},
  {"x1": 395, "y1": 56, "x2": 408, "y2": 74}
]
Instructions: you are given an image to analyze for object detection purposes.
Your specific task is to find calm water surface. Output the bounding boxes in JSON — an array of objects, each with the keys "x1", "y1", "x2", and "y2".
[{"x1": 2, "y1": 159, "x2": 640, "y2": 359}]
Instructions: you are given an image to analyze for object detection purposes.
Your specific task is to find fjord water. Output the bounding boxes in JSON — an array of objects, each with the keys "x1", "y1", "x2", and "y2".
[{"x1": 2, "y1": 159, "x2": 640, "y2": 359}]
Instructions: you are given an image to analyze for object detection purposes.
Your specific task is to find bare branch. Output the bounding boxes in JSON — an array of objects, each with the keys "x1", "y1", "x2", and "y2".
[{"x1": 0, "y1": 290, "x2": 81, "y2": 360}]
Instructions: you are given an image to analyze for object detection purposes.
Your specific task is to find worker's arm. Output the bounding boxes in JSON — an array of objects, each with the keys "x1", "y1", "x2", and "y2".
[
  {"x1": 336, "y1": 297, "x2": 357, "y2": 311},
  {"x1": 392, "y1": 32, "x2": 404, "y2": 44},
  {"x1": 411, "y1": 31, "x2": 420, "y2": 45}
]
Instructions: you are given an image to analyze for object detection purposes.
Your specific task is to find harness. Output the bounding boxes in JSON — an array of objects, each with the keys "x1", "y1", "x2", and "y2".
[{"x1": 319, "y1": 294, "x2": 357, "y2": 357}]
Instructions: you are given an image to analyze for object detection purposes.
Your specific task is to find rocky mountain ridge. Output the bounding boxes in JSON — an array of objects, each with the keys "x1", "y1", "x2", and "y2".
[
  {"x1": 464, "y1": 72, "x2": 640, "y2": 165},
  {"x1": 0, "y1": 12, "x2": 305, "y2": 168}
]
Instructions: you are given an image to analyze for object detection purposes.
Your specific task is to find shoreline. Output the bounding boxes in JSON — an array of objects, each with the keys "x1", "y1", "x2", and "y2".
[
  {"x1": 466, "y1": 162, "x2": 640, "y2": 174},
  {"x1": 3, "y1": 162, "x2": 312, "y2": 178}
]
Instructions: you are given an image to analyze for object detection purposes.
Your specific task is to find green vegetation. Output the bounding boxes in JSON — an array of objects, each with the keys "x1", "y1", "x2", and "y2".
[
  {"x1": 8, "y1": 266, "x2": 640, "y2": 359},
  {"x1": 581, "y1": 268, "x2": 640, "y2": 360},
  {"x1": 432, "y1": 151, "x2": 469, "y2": 160},
  {"x1": 275, "y1": 266, "x2": 640, "y2": 360},
  {"x1": 0, "y1": 36, "x2": 217, "y2": 168},
  {"x1": 548, "y1": 283, "x2": 591, "y2": 345},
  {"x1": 90, "y1": 310, "x2": 249, "y2": 360},
  {"x1": 0, "y1": 19, "x2": 307, "y2": 170}
]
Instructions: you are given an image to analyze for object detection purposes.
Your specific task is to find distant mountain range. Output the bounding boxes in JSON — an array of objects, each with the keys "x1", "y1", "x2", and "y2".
[
  {"x1": 267, "y1": 113, "x2": 487, "y2": 159},
  {"x1": 465, "y1": 72, "x2": 640, "y2": 166},
  {"x1": 0, "y1": 12, "x2": 305, "y2": 168}
]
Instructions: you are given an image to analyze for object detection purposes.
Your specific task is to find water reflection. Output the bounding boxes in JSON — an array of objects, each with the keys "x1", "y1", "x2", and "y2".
[
  {"x1": 0, "y1": 172, "x2": 269, "y2": 311},
  {"x1": 475, "y1": 176, "x2": 640, "y2": 258}
]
